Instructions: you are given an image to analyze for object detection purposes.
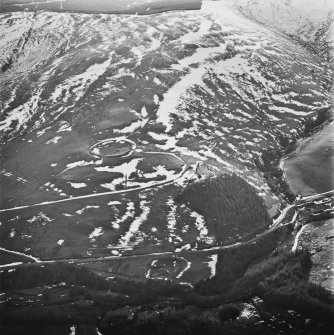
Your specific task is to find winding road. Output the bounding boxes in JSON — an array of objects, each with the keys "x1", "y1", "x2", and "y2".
[{"x1": 1, "y1": 189, "x2": 332, "y2": 271}]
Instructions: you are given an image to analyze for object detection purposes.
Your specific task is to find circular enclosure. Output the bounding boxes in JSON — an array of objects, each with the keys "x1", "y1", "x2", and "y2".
[{"x1": 89, "y1": 138, "x2": 136, "y2": 158}]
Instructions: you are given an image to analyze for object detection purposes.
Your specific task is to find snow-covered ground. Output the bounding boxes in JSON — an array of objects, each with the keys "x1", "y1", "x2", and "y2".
[
  {"x1": 0, "y1": 0, "x2": 332, "y2": 261},
  {"x1": 235, "y1": 0, "x2": 334, "y2": 46}
]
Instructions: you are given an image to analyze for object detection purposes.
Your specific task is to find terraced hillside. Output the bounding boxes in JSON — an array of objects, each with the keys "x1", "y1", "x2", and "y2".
[{"x1": 0, "y1": 1, "x2": 332, "y2": 272}]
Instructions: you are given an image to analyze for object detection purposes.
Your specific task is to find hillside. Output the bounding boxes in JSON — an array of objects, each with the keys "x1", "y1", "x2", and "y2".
[
  {"x1": 0, "y1": 1, "x2": 332, "y2": 262},
  {"x1": 0, "y1": 1, "x2": 333, "y2": 334},
  {"x1": 236, "y1": 0, "x2": 334, "y2": 62}
]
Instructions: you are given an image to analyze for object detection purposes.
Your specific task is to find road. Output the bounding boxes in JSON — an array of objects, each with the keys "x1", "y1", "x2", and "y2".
[
  {"x1": 292, "y1": 224, "x2": 308, "y2": 252},
  {"x1": 0, "y1": 152, "x2": 189, "y2": 213},
  {"x1": 1, "y1": 189, "x2": 332, "y2": 271}
]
